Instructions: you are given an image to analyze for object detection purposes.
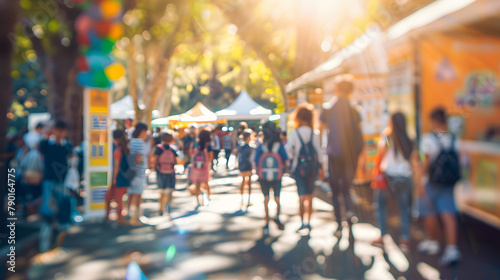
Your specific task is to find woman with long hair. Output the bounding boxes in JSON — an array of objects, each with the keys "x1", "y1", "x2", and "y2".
[
  {"x1": 128, "y1": 122, "x2": 149, "y2": 226},
  {"x1": 189, "y1": 129, "x2": 213, "y2": 206},
  {"x1": 105, "y1": 130, "x2": 131, "y2": 225},
  {"x1": 254, "y1": 121, "x2": 288, "y2": 232},
  {"x1": 372, "y1": 112, "x2": 415, "y2": 251},
  {"x1": 286, "y1": 104, "x2": 323, "y2": 232}
]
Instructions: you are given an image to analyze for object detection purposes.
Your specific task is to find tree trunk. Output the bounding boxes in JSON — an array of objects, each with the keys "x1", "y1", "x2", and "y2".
[
  {"x1": 69, "y1": 67, "x2": 84, "y2": 145},
  {"x1": 127, "y1": 42, "x2": 141, "y2": 125},
  {"x1": 28, "y1": 5, "x2": 82, "y2": 142},
  {"x1": 0, "y1": 0, "x2": 19, "y2": 240},
  {"x1": 47, "y1": 34, "x2": 81, "y2": 124},
  {"x1": 157, "y1": 63, "x2": 175, "y2": 118},
  {"x1": 139, "y1": 57, "x2": 170, "y2": 125}
]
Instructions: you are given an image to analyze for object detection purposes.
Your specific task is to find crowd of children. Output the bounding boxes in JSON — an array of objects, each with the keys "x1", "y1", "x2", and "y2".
[{"x1": 103, "y1": 104, "x2": 324, "y2": 235}]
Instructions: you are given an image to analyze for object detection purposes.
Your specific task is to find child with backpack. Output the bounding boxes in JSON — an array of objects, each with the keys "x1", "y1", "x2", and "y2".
[
  {"x1": 105, "y1": 130, "x2": 132, "y2": 225},
  {"x1": 254, "y1": 122, "x2": 288, "y2": 232},
  {"x1": 286, "y1": 104, "x2": 323, "y2": 232},
  {"x1": 416, "y1": 107, "x2": 461, "y2": 266},
  {"x1": 189, "y1": 129, "x2": 213, "y2": 206},
  {"x1": 238, "y1": 129, "x2": 255, "y2": 209},
  {"x1": 153, "y1": 132, "x2": 179, "y2": 215}
]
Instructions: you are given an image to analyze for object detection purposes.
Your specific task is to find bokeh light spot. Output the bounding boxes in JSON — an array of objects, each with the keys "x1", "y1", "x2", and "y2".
[{"x1": 165, "y1": 245, "x2": 176, "y2": 262}]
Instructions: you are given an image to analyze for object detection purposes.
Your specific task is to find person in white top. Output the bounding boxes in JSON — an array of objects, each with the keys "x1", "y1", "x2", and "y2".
[
  {"x1": 128, "y1": 122, "x2": 149, "y2": 226},
  {"x1": 210, "y1": 130, "x2": 221, "y2": 171},
  {"x1": 371, "y1": 112, "x2": 415, "y2": 251},
  {"x1": 23, "y1": 122, "x2": 44, "y2": 149},
  {"x1": 286, "y1": 104, "x2": 324, "y2": 232},
  {"x1": 416, "y1": 107, "x2": 461, "y2": 266}
]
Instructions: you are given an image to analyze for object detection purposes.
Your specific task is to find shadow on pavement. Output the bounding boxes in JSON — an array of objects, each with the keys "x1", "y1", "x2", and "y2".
[
  {"x1": 245, "y1": 234, "x2": 280, "y2": 270},
  {"x1": 279, "y1": 234, "x2": 318, "y2": 279},
  {"x1": 322, "y1": 226, "x2": 374, "y2": 280}
]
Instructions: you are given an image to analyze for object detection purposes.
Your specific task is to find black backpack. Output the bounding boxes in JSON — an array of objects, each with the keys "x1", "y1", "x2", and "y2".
[
  {"x1": 119, "y1": 152, "x2": 136, "y2": 182},
  {"x1": 294, "y1": 130, "x2": 319, "y2": 180},
  {"x1": 428, "y1": 133, "x2": 460, "y2": 187}
]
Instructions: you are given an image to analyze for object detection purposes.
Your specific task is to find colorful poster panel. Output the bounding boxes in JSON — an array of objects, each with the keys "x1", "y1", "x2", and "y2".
[
  {"x1": 89, "y1": 130, "x2": 108, "y2": 166},
  {"x1": 89, "y1": 171, "x2": 108, "y2": 210}
]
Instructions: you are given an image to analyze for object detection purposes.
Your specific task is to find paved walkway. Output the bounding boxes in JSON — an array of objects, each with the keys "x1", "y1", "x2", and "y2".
[{"x1": 11, "y1": 166, "x2": 500, "y2": 280}]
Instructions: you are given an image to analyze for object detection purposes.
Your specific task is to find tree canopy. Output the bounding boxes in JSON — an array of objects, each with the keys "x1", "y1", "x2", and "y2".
[{"x1": 6, "y1": 0, "x2": 437, "y2": 134}]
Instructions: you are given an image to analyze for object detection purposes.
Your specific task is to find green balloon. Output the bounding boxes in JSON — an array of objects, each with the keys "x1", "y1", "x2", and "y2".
[
  {"x1": 101, "y1": 39, "x2": 115, "y2": 54},
  {"x1": 93, "y1": 70, "x2": 111, "y2": 88}
]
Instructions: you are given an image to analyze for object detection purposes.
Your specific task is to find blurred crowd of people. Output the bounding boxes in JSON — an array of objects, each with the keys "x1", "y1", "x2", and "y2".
[
  {"x1": 103, "y1": 76, "x2": 462, "y2": 266},
  {"x1": 4, "y1": 77, "x2": 462, "y2": 266},
  {"x1": 5, "y1": 120, "x2": 82, "y2": 252}
]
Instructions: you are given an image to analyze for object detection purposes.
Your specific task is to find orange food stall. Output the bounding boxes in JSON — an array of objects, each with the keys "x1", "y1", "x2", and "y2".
[{"x1": 151, "y1": 102, "x2": 227, "y2": 129}]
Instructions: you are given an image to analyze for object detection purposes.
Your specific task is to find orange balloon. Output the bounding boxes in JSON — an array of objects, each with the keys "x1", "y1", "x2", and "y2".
[
  {"x1": 100, "y1": 1, "x2": 120, "y2": 19},
  {"x1": 109, "y1": 24, "x2": 123, "y2": 41}
]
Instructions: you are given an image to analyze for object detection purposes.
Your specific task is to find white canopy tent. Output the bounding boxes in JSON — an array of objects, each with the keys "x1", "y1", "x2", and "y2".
[
  {"x1": 216, "y1": 89, "x2": 273, "y2": 120},
  {"x1": 110, "y1": 95, "x2": 135, "y2": 120},
  {"x1": 151, "y1": 102, "x2": 220, "y2": 127},
  {"x1": 177, "y1": 102, "x2": 218, "y2": 122}
]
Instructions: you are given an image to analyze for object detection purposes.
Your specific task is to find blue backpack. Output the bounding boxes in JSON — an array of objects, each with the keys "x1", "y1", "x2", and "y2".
[
  {"x1": 428, "y1": 133, "x2": 461, "y2": 187},
  {"x1": 294, "y1": 130, "x2": 319, "y2": 179}
]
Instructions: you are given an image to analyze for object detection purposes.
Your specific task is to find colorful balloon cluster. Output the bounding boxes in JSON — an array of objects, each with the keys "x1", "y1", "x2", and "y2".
[{"x1": 75, "y1": 0, "x2": 125, "y2": 88}]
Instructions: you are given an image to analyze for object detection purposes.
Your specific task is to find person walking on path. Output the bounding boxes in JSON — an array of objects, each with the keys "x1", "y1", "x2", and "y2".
[
  {"x1": 238, "y1": 129, "x2": 254, "y2": 209},
  {"x1": 38, "y1": 120, "x2": 75, "y2": 252},
  {"x1": 255, "y1": 121, "x2": 288, "y2": 232},
  {"x1": 182, "y1": 126, "x2": 197, "y2": 172},
  {"x1": 128, "y1": 122, "x2": 149, "y2": 226},
  {"x1": 210, "y1": 129, "x2": 221, "y2": 172},
  {"x1": 152, "y1": 127, "x2": 162, "y2": 145},
  {"x1": 371, "y1": 112, "x2": 415, "y2": 252},
  {"x1": 153, "y1": 131, "x2": 179, "y2": 215},
  {"x1": 415, "y1": 107, "x2": 461, "y2": 266},
  {"x1": 319, "y1": 74, "x2": 365, "y2": 233},
  {"x1": 189, "y1": 129, "x2": 213, "y2": 207},
  {"x1": 19, "y1": 126, "x2": 45, "y2": 218},
  {"x1": 287, "y1": 104, "x2": 324, "y2": 232},
  {"x1": 222, "y1": 131, "x2": 234, "y2": 169},
  {"x1": 105, "y1": 130, "x2": 131, "y2": 225},
  {"x1": 232, "y1": 122, "x2": 248, "y2": 169}
]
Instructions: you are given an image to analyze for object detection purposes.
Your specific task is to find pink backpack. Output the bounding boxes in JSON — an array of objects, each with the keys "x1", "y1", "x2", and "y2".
[
  {"x1": 257, "y1": 142, "x2": 284, "y2": 181},
  {"x1": 192, "y1": 149, "x2": 207, "y2": 170},
  {"x1": 189, "y1": 148, "x2": 209, "y2": 183},
  {"x1": 157, "y1": 144, "x2": 176, "y2": 174}
]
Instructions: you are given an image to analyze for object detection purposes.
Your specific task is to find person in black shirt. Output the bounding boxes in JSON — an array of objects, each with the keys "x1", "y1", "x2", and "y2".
[
  {"x1": 38, "y1": 120, "x2": 74, "y2": 252},
  {"x1": 320, "y1": 75, "x2": 365, "y2": 233},
  {"x1": 152, "y1": 127, "x2": 162, "y2": 145},
  {"x1": 182, "y1": 126, "x2": 197, "y2": 171}
]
